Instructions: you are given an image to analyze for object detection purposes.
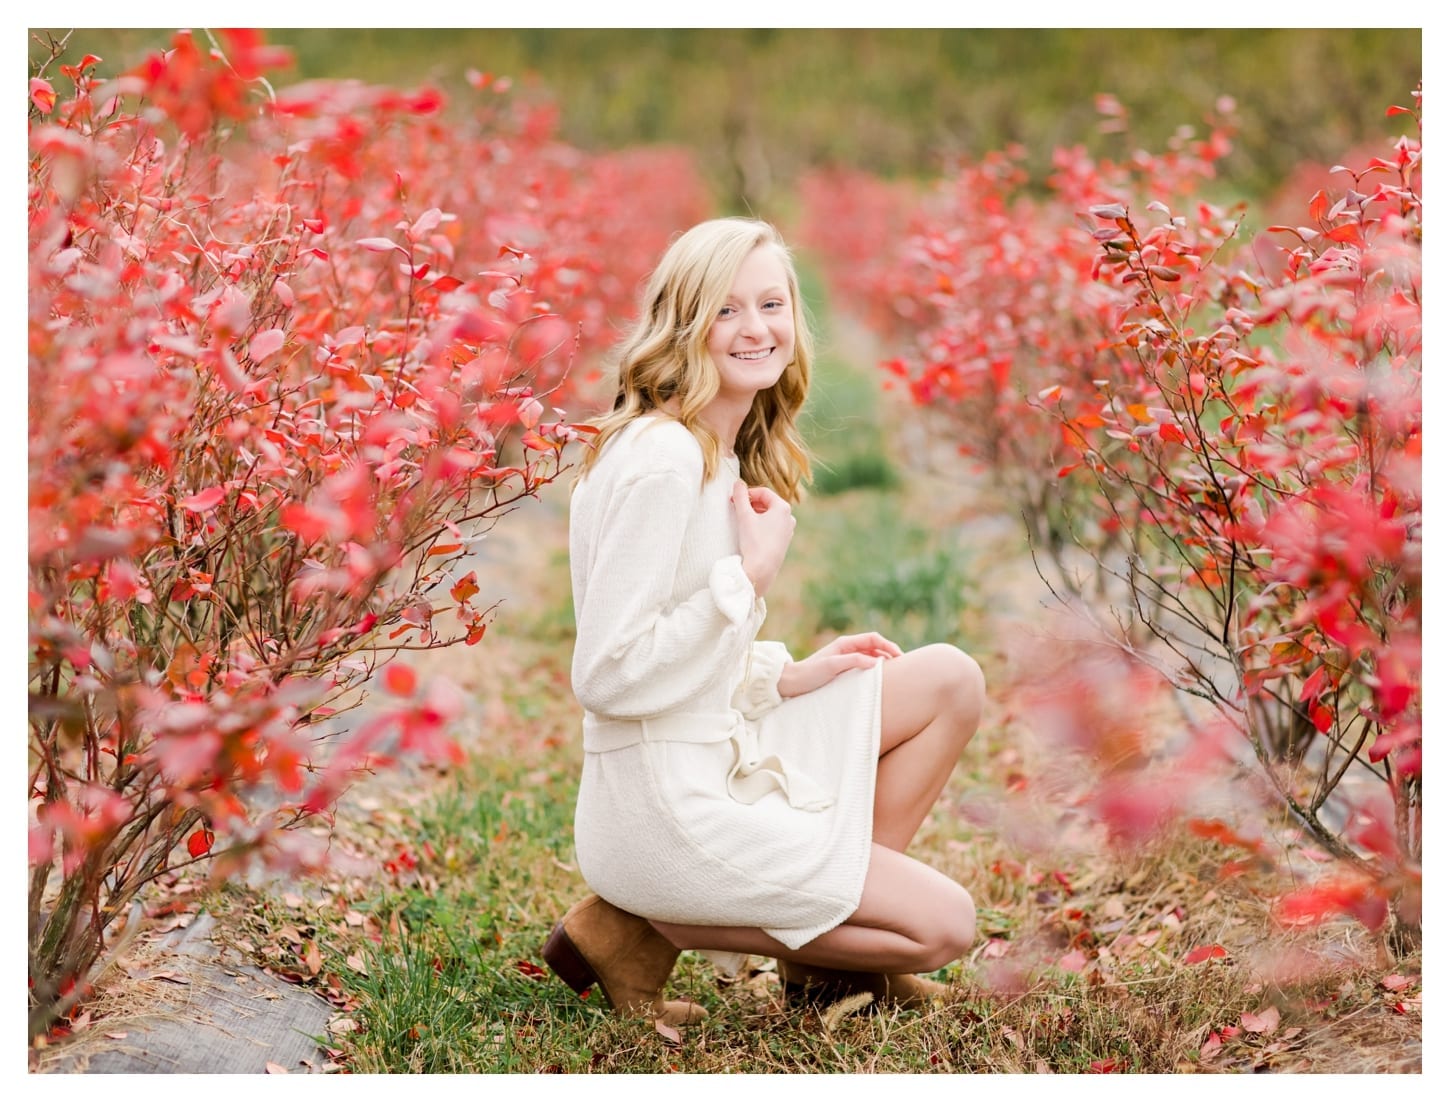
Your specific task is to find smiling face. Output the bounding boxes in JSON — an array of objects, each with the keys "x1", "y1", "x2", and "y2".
[{"x1": 705, "y1": 244, "x2": 796, "y2": 406}]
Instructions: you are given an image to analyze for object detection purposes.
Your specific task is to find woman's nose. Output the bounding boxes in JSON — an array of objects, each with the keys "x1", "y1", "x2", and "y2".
[{"x1": 737, "y1": 307, "x2": 765, "y2": 337}]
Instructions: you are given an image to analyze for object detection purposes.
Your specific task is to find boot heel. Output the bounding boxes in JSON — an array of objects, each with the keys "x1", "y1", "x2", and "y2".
[{"x1": 543, "y1": 923, "x2": 607, "y2": 1003}]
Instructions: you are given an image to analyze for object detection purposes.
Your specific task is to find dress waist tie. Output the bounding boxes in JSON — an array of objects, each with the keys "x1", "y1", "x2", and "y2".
[{"x1": 582, "y1": 712, "x2": 834, "y2": 813}]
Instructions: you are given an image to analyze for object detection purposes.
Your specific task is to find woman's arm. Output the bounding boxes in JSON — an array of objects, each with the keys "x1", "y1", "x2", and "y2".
[{"x1": 572, "y1": 469, "x2": 765, "y2": 717}]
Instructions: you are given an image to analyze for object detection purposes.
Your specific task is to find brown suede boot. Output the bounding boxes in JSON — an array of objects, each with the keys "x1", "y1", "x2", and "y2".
[
  {"x1": 777, "y1": 960, "x2": 951, "y2": 1010},
  {"x1": 542, "y1": 894, "x2": 706, "y2": 1026}
]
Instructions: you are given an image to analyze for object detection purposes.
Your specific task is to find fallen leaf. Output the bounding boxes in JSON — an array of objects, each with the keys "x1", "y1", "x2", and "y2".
[
  {"x1": 345, "y1": 954, "x2": 368, "y2": 974},
  {"x1": 514, "y1": 959, "x2": 547, "y2": 980},
  {"x1": 345, "y1": 910, "x2": 365, "y2": 927},
  {"x1": 1088, "y1": 1059, "x2": 1122, "y2": 1073},
  {"x1": 1380, "y1": 973, "x2": 1414, "y2": 991},
  {"x1": 981, "y1": 938, "x2": 1010, "y2": 959},
  {"x1": 265, "y1": 1061, "x2": 289, "y2": 1074},
  {"x1": 304, "y1": 940, "x2": 323, "y2": 976},
  {"x1": 1241, "y1": 1006, "x2": 1281, "y2": 1035},
  {"x1": 654, "y1": 1019, "x2": 681, "y2": 1046},
  {"x1": 328, "y1": 1018, "x2": 357, "y2": 1034},
  {"x1": 283, "y1": 892, "x2": 304, "y2": 908},
  {"x1": 1058, "y1": 948, "x2": 1089, "y2": 973},
  {"x1": 1199, "y1": 1032, "x2": 1223, "y2": 1061},
  {"x1": 104, "y1": 1031, "x2": 129, "y2": 1040},
  {"x1": 1184, "y1": 944, "x2": 1228, "y2": 965}
]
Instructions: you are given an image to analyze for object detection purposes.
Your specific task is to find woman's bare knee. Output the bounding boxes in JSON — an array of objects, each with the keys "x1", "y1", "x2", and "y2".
[
  {"x1": 925, "y1": 643, "x2": 984, "y2": 715},
  {"x1": 919, "y1": 885, "x2": 977, "y2": 969}
]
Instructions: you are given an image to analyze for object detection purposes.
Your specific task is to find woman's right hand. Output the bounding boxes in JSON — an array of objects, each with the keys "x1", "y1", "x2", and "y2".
[{"x1": 731, "y1": 480, "x2": 795, "y2": 597}]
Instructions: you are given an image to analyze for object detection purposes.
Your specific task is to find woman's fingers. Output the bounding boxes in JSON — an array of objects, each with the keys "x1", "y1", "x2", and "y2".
[
  {"x1": 832, "y1": 652, "x2": 879, "y2": 675},
  {"x1": 824, "y1": 632, "x2": 903, "y2": 659}
]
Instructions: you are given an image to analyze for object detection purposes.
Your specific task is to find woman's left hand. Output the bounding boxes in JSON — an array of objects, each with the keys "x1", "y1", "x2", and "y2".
[{"x1": 777, "y1": 632, "x2": 903, "y2": 699}]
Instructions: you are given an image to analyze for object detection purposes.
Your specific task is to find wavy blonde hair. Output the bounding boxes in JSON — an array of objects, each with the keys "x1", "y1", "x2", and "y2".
[{"x1": 578, "y1": 218, "x2": 814, "y2": 502}]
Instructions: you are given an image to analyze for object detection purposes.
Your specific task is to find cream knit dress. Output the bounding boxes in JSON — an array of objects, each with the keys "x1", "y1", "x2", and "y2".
[{"x1": 569, "y1": 416, "x2": 882, "y2": 950}]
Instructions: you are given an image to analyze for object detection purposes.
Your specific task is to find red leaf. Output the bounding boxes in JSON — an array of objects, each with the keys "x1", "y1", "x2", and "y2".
[
  {"x1": 187, "y1": 827, "x2": 214, "y2": 858},
  {"x1": 1088, "y1": 1059, "x2": 1122, "y2": 1073},
  {"x1": 1308, "y1": 189, "x2": 1329, "y2": 223},
  {"x1": 181, "y1": 486, "x2": 226, "y2": 512},
  {"x1": 429, "y1": 275, "x2": 464, "y2": 293},
  {"x1": 383, "y1": 663, "x2": 417, "y2": 697},
  {"x1": 1380, "y1": 973, "x2": 1414, "y2": 991},
  {"x1": 1386, "y1": 104, "x2": 1415, "y2": 116},
  {"x1": 514, "y1": 959, "x2": 547, "y2": 980},
  {"x1": 1157, "y1": 423, "x2": 1187, "y2": 445},
  {"x1": 279, "y1": 503, "x2": 332, "y2": 543},
  {"x1": 1183, "y1": 944, "x2": 1228, "y2": 965}
]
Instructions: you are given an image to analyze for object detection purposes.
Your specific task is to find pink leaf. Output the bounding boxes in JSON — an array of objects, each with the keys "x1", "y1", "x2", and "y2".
[
  {"x1": 1057, "y1": 948, "x2": 1088, "y2": 973},
  {"x1": 181, "y1": 486, "x2": 226, "y2": 512},
  {"x1": 357, "y1": 237, "x2": 401, "y2": 253},
  {"x1": 249, "y1": 327, "x2": 285, "y2": 361},
  {"x1": 1240, "y1": 1005, "x2": 1280, "y2": 1035}
]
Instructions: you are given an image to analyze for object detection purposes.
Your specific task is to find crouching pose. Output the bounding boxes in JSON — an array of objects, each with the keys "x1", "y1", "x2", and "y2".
[{"x1": 543, "y1": 218, "x2": 985, "y2": 1025}]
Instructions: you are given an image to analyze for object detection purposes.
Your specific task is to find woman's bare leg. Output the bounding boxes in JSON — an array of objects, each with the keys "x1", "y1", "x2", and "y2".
[
  {"x1": 873, "y1": 643, "x2": 985, "y2": 852},
  {"x1": 651, "y1": 843, "x2": 976, "y2": 973}
]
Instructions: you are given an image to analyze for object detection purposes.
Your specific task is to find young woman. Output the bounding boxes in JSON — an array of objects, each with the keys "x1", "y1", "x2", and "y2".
[{"x1": 543, "y1": 218, "x2": 985, "y2": 1025}]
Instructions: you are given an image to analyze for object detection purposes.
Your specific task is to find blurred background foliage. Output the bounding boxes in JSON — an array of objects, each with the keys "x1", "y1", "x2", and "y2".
[{"x1": 31, "y1": 27, "x2": 1419, "y2": 213}]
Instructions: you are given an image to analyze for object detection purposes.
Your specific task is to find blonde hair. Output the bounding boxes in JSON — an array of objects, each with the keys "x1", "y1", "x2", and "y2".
[{"x1": 578, "y1": 218, "x2": 814, "y2": 502}]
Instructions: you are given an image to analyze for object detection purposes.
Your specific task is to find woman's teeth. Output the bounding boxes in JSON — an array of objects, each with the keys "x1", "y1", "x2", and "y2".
[{"x1": 732, "y1": 349, "x2": 772, "y2": 360}]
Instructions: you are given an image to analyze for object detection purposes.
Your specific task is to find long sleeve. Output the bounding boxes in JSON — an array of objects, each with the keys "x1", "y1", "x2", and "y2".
[
  {"x1": 731, "y1": 640, "x2": 792, "y2": 720},
  {"x1": 571, "y1": 467, "x2": 766, "y2": 718}
]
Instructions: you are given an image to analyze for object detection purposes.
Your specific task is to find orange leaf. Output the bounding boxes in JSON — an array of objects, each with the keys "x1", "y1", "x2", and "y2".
[
  {"x1": 427, "y1": 542, "x2": 463, "y2": 556},
  {"x1": 383, "y1": 663, "x2": 417, "y2": 697},
  {"x1": 450, "y1": 571, "x2": 479, "y2": 604}
]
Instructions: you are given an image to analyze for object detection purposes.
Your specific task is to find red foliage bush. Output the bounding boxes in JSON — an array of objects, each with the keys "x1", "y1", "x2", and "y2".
[
  {"x1": 801, "y1": 90, "x2": 1421, "y2": 934},
  {"x1": 27, "y1": 30, "x2": 708, "y2": 1036}
]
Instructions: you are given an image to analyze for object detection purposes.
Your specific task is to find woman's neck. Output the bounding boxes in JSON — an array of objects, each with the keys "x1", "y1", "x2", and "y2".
[{"x1": 657, "y1": 396, "x2": 751, "y2": 457}]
